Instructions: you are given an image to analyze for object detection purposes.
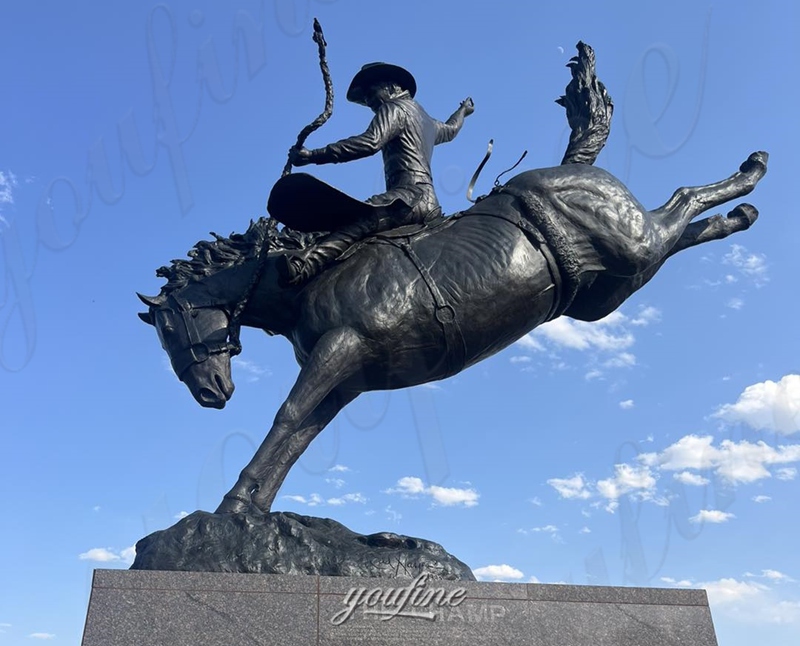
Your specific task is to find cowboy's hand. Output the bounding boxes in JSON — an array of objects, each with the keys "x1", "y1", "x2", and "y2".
[
  {"x1": 290, "y1": 147, "x2": 314, "y2": 167},
  {"x1": 461, "y1": 97, "x2": 475, "y2": 117}
]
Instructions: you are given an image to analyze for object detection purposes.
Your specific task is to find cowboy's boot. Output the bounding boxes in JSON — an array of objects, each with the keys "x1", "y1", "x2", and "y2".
[{"x1": 277, "y1": 228, "x2": 363, "y2": 286}]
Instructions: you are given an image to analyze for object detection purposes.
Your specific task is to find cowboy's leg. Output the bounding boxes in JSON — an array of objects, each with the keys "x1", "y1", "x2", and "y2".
[{"x1": 282, "y1": 189, "x2": 422, "y2": 284}]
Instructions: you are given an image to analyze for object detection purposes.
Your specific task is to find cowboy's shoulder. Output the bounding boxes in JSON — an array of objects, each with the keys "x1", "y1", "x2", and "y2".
[{"x1": 374, "y1": 97, "x2": 412, "y2": 126}]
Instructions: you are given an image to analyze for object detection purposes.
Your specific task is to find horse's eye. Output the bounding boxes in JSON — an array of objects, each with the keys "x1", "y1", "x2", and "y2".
[{"x1": 156, "y1": 311, "x2": 176, "y2": 335}]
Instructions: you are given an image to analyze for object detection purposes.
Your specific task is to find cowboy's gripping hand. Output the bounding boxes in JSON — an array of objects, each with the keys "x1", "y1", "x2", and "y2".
[
  {"x1": 461, "y1": 97, "x2": 475, "y2": 117},
  {"x1": 289, "y1": 146, "x2": 315, "y2": 167}
]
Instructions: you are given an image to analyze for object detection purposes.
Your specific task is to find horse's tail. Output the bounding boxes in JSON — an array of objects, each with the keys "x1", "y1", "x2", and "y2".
[{"x1": 557, "y1": 42, "x2": 614, "y2": 166}]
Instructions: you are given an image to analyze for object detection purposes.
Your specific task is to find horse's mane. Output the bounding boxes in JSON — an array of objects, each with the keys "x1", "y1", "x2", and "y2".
[{"x1": 156, "y1": 217, "x2": 322, "y2": 295}]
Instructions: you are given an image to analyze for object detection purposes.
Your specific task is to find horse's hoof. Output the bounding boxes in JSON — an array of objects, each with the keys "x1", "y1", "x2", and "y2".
[
  {"x1": 727, "y1": 203, "x2": 759, "y2": 228},
  {"x1": 739, "y1": 151, "x2": 768, "y2": 175}
]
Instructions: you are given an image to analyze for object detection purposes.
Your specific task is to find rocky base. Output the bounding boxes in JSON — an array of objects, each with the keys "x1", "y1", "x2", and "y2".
[{"x1": 131, "y1": 510, "x2": 475, "y2": 580}]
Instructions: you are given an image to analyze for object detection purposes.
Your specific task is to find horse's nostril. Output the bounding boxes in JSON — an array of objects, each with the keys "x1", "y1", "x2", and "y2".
[
  {"x1": 215, "y1": 373, "x2": 233, "y2": 399},
  {"x1": 199, "y1": 388, "x2": 217, "y2": 403}
]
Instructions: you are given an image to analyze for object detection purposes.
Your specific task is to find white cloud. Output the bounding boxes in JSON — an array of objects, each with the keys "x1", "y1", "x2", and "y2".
[
  {"x1": 515, "y1": 309, "x2": 657, "y2": 375},
  {"x1": 630, "y1": 306, "x2": 661, "y2": 326},
  {"x1": 715, "y1": 442, "x2": 800, "y2": 484},
  {"x1": 661, "y1": 577, "x2": 693, "y2": 587},
  {"x1": 387, "y1": 476, "x2": 426, "y2": 495},
  {"x1": 776, "y1": 467, "x2": 797, "y2": 481},
  {"x1": 619, "y1": 399, "x2": 635, "y2": 409},
  {"x1": 515, "y1": 335, "x2": 545, "y2": 352},
  {"x1": 579, "y1": 526, "x2": 591, "y2": 534},
  {"x1": 703, "y1": 578, "x2": 768, "y2": 601},
  {"x1": 530, "y1": 312, "x2": 634, "y2": 352},
  {"x1": 529, "y1": 496, "x2": 542, "y2": 507},
  {"x1": 385, "y1": 476, "x2": 479, "y2": 507},
  {"x1": 520, "y1": 524, "x2": 564, "y2": 543},
  {"x1": 640, "y1": 435, "x2": 800, "y2": 484},
  {"x1": 174, "y1": 511, "x2": 189, "y2": 520},
  {"x1": 78, "y1": 546, "x2": 135, "y2": 565},
  {"x1": 640, "y1": 434, "x2": 717, "y2": 470},
  {"x1": 723, "y1": 244, "x2": 769, "y2": 286},
  {"x1": 667, "y1": 577, "x2": 800, "y2": 624},
  {"x1": 79, "y1": 548, "x2": 123, "y2": 563},
  {"x1": 385, "y1": 506, "x2": 401, "y2": 523},
  {"x1": 28, "y1": 634, "x2": 55, "y2": 640},
  {"x1": 231, "y1": 357, "x2": 271, "y2": 382},
  {"x1": 689, "y1": 509, "x2": 735, "y2": 524},
  {"x1": 746, "y1": 569, "x2": 794, "y2": 583},
  {"x1": 605, "y1": 353, "x2": 636, "y2": 368},
  {"x1": 428, "y1": 485, "x2": 479, "y2": 506},
  {"x1": 282, "y1": 493, "x2": 324, "y2": 506},
  {"x1": 673, "y1": 471, "x2": 710, "y2": 486},
  {"x1": 329, "y1": 465, "x2": 350, "y2": 473},
  {"x1": 326, "y1": 478, "x2": 345, "y2": 488},
  {"x1": 531, "y1": 525, "x2": 558, "y2": 533},
  {"x1": 726, "y1": 297, "x2": 745, "y2": 310},
  {"x1": 547, "y1": 473, "x2": 592, "y2": 500},
  {"x1": 714, "y1": 375, "x2": 800, "y2": 435},
  {"x1": 473, "y1": 564, "x2": 524, "y2": 581},
  {"x1": 417, "y1": 383, "x2": 442, "y2": 390},
  {"x1": 752, "y1": 495, "x2": 771, "y2": 503},
  {"x1": 283, "y1": 494, "x2": 309, "y2": 504},
  {"x1": 510, "y1": 355, "x2": 532, "y2": 363},
  {"x1": 327, "y1": 493, "x2": 367, "y2": 506},
  {"x1": 596, "y1": 464, "x2": 657, "y2": 501}
]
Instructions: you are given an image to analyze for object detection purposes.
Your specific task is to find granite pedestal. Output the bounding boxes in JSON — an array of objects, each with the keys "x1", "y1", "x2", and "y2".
[{"x1": 82, "y1": 569, "x2": 718, "y2": 645}]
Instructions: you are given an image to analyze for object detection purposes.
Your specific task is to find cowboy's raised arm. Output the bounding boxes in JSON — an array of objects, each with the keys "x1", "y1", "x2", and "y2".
[
  {"x1": 435, "y1": 97, "x2": 474, "y2": 145},
  {"x1": 292, "y1": 102, "x2": 403, "y2": 166}
]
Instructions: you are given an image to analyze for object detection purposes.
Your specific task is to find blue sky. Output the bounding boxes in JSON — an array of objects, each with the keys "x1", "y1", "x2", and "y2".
[{"x1": 1, "y1": 1, "x2": 798, "y2": 644}]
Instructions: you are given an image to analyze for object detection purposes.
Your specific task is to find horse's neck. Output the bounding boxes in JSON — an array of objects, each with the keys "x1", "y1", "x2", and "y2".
[{"x1": 240, "y1": 254, "x2": 297, "y2": 336}]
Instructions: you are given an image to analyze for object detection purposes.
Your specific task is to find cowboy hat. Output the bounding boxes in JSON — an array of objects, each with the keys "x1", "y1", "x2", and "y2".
[{"x1": 346, "y1": 62, "x2": 417, "y2": 105}]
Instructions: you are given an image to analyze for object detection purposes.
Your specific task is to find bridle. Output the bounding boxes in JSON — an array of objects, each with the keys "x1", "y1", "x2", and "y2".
[{"x1": 161, "y1": 294, "x2": 242, "y2": 380}]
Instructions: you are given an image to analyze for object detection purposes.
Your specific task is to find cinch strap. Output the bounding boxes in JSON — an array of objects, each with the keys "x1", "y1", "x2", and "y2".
[{"x1": 380, "y1": 237, "x2": 467, "y2": 378}]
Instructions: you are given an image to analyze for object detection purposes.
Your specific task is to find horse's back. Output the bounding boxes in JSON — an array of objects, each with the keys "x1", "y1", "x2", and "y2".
[{"x1": 504, "y1": 164, "x2": 647, "y2": 215}]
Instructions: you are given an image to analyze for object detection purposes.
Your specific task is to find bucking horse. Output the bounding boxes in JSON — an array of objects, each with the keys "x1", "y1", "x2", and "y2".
[{"x1": 138, "y1": 43, "x2": 767, "y2": 515}]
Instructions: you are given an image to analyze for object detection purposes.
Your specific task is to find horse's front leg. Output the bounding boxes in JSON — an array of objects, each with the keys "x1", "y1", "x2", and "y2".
[{"x1": 215, "y1": 327, "x2": 368, "y2": 515}]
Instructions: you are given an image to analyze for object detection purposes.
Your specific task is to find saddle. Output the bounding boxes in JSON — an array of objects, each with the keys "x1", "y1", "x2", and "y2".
[{"x1": 268, "y1": 172, "x2": 405, "y2": 233}]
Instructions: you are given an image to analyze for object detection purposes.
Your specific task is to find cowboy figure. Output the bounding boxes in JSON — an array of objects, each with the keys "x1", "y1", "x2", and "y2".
[{"x1": 282, "y1": 61, "x2": 474, "y2": 284}]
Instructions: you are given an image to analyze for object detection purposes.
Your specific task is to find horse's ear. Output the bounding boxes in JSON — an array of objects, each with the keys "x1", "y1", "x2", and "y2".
[
  {"x1": 138, "y1": 311, "x2": 154, "y2": 325},
  {"x1": 137, "y1": 292, "x2": 164, "y2": 308}
]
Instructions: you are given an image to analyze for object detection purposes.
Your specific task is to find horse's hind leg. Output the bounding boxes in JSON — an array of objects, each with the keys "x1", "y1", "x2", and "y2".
[
  {"x1": 215, "y1": 327, "x2": 368, "y2": 514},
  {"x1": 565, "y1": 203, "x2": 759, "y2": 322},
  {"x1": 652, "y1": 152, "x2": 767, "y2": 227},
  {"x1": 664, "y1": 203, "x2": 758, "y2": 259},
  {"x1": 600, "y1": 152, "x2": 767, "y2": 278}
]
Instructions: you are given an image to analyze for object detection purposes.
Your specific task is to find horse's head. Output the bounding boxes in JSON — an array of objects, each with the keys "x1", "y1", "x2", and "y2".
[{"x1": 137, "y1": 292, "x2": 237, "y2": 409}]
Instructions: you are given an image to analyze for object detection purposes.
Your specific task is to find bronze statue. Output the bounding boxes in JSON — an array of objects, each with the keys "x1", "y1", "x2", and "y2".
[
  {"x1": 138, "y1": 43, "x2": 767, "y2": 517},
  {"x1": 278, "y1": 62, "x2": 473, "y2": 284}
]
